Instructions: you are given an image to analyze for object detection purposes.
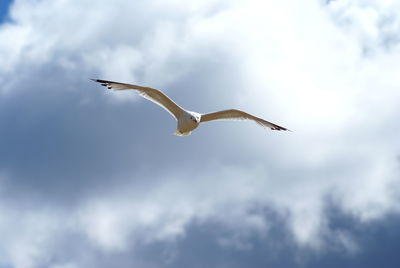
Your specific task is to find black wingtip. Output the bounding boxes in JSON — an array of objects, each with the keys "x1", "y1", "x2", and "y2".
[
  {"x1": 91, "y1": 79, "x2": 112, "y2": 88},
  {"x1": 279, "y1": 128, "x2": 292, "y2": 132},
  {"x1": 91, "y1": 78, "x2": 114, "y2": 90},
  {"x1": 271, "y1": 126, "x2": 291, "y2": 131}
]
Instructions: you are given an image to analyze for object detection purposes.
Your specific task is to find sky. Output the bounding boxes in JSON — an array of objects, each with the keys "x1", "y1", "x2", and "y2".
[
  {"x1": 1, "y1": 0, "x2": 400, "y2": 267},
  {"x1": 0, "y1": 0, "x2": 12, "y2": 23}
]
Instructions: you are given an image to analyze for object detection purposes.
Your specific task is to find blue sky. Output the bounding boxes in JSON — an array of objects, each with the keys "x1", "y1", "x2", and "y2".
[
  {"x1": 1, "y1": 0, "x2": 400, "y2": 267},
  {"x1": 0, "y1": 0, "x2": 12, "y2": 23}
]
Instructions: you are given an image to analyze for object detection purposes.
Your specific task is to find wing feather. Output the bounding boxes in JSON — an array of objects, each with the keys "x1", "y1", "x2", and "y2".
[
  {"x1": 92, "y1": 79, "x2": 183, "y2": 120},
  {"x1": 200, "y1": 109, "x2": 288, "y2": 131}
]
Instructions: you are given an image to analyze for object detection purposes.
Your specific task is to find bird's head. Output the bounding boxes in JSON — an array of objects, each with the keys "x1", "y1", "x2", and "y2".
[{"x1": 187, "y1": 111, "x2": 201, "y2": 123}]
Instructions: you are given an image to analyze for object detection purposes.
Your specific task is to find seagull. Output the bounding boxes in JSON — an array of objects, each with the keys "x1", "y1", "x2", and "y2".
[{"x1": 92, "y1": 79, "x2": 289, "y2": 136}]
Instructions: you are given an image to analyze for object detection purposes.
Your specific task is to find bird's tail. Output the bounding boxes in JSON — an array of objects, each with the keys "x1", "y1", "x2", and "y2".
[{"x1": 174, "y1": 129, "x2": 191, "y2": 136}]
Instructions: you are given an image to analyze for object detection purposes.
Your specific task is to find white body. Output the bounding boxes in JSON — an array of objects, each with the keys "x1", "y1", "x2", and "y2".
[{"x1": 175, "y1": 111, "x2": 201, "y2": 136}]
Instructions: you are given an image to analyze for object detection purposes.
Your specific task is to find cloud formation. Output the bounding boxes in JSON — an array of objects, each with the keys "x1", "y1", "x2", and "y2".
[{"x1": 1, "y1": 0, "x2": 400, "y2": 267}]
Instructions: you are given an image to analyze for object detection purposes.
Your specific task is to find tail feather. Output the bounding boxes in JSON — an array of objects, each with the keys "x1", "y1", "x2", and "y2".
[{"x1": 174, "y1": 129, "x2": 191, "y2": 136}]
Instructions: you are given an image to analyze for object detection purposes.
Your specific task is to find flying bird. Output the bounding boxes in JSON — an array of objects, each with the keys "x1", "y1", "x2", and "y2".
[{"x1": 92, "y1": 79, "x2": 289, "y2": 136}]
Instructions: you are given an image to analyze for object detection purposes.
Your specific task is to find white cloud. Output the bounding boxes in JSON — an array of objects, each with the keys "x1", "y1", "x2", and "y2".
[
  {"x1": 1, "y1": 0, "x2": 400, "y2": 267},
  {"x1": 0, "y1": 204, "x2": 62, "y2": 268}
]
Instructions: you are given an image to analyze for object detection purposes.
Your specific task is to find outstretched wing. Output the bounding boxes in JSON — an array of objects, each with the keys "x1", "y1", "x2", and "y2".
[
  {"x1": 200, "y1": 109, "x2": 288, "y2": 131},
  {"x1": 92, "y1": 79, "x2": 184, "y2": 120}
]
